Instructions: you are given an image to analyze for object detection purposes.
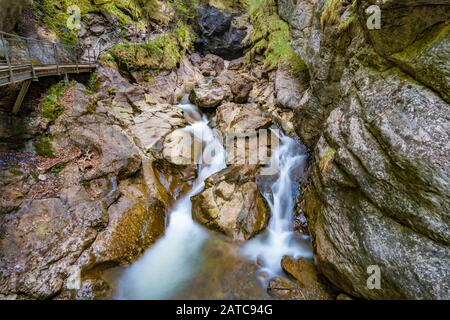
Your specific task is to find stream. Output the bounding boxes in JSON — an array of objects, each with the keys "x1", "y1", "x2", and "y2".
[{"x1": 115, "y1": 97, "x2": 312, "y2": 300}]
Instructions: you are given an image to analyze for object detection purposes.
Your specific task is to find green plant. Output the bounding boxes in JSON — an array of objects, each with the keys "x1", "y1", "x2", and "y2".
[
  {"x1": 172, "y1": 0, "x2": 199, "y2": 21},
  {"x1": 80, "y1": 179, "x2": 91, "y2": 187},
  {"x1": 10, "y1": 165, "x2": 23, "y2": 176},
  {"x1": 321, "y1": 0, "x2": 344, "y2": 30},
  {"x1": 50, "y1": 163, "x2": 66, "y2": 175},
  {"x1": 322, "y1": 0, "x2": 358, "y2": 31},
  {"x1": 30, "y1": 170, "x2": 39, "y2": 182}
]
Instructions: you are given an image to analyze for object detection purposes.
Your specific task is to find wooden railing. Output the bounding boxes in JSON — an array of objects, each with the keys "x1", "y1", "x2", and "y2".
[
  {"x1": 0, "y1": 30, "x2": 98, "y2": 87},
  {"x1": 0, "y1": 30, "x2": 101, "y2": 113}
]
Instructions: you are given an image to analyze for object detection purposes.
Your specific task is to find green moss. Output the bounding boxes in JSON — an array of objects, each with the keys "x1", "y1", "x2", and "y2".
[
  {"x1": 110, "y1": 22, "x2": 195, "y2": 72},
  {"x1": 208, "y1": 0, "x2": 242, "y2": 11},
  {"x1": 244, "y1": 0, "x2": 306, "y2": 74},
  {"x1": 35, "y1": 0, "x2": 166, "y2": 44},
  {"x1": 391, "y1": 23, "x2": 450, "y2": 62},
  {"x1": 41, "y1": 80, "x2": 71, "y2": 123},
  {"x1": 85, "y1": 72, "x2": 99, "y2": 92},
  {"x1": 338, "y1": 15, "x2": 355, "y2": 32},
  {"x1": 35, "y1": 0, "x2": 99, "y2": 44},
  {"x1": 341, "y1": 0, "x2": 359, "y2": 32},
  {"x1": 10, "y1": 165, "x2": 23, "y2": 176},
  {"x1": 319, "y1": 146, "x2": 336, "y2": 173},
  {"x1": 34, "y1": 135, "x2": 54, "y2": 158},
  {"x1": 322, "y1": 0, "x2": 358, "y2": 31}
]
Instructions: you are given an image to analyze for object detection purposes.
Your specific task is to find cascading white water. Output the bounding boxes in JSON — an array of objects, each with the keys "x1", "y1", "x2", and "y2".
[
  {"x1": 242, "y1": 132, "x2": 312, "y2": 278},
  {"x1": 116, "y1": 102, "x2": 227, "y2": 300}
]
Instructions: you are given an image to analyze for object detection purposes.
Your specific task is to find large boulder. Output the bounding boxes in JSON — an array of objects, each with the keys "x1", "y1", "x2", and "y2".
[
  {"x1": 191, "y1": 165, "x2": 270, "y2": 241},
  {"x1": 196, "y1": 53, "x2": 225, "y2": 76},
  {"x1": 189, "y1": 70, "x2": 254, "y2": 108},
  {"x1": 279, "y1": 0, "x2": 450, "y2": 299},
  {"x1": 77, "y1": 178, "x2": 166, "y2": 268},
  {"x1": 0, "y1": 197, "x2": 108, "y2": 299},
  {"x1": 129, "y1": 104, "x2": 186, "y2": 154},
  {"x1": 69, "y1": 123, "x2": 142, "y2": 181}
]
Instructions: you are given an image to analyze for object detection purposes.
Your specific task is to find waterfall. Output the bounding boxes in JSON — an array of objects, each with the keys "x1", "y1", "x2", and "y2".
[
  {"x1": 242, "y1": 132, "x2": 313, "y2": 278},
  {"x1": 116, "y1": 102, "x2": 227, "y2": 300},
  {"x1": 115, "y1": 101, "x2": 312, "y2": 299}
]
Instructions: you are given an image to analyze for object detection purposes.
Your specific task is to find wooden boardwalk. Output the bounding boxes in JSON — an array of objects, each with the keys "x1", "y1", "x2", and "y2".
[
  {"x1": 0, "y1": 64, "x2": 95, "y2": 87},
  {"x1": 0, "y1": 31, "x2": 98, "y2": 113}
]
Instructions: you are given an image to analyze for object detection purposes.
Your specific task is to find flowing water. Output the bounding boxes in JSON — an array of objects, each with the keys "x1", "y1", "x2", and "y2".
[
  {"x1": 115, "y1": 99, "x2": 312, "y2": 300},
  {"x1": 242, "y1": 133, "x2": 313, "y2": 281}
]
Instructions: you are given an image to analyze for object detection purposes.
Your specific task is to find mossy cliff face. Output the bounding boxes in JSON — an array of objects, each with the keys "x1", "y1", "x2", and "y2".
[
  {"x1": 0, "y1": 0, "x2": 32, "y2": 32},
  {"x1": 279, "y1": 0, "x2": 450, "y2": 299},
  {"x1": 34, "y1": 0, "x2": 167, "y2": 44}
]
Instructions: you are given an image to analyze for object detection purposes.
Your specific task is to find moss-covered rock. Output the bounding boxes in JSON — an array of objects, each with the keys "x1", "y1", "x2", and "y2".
[
  {"x1": 33, "y1": 135, "x2": 54, "y2": 157},
  {"x1": 390, "y1": 23, "x2": 450, "y2": 103},
  {"x1": 279, "y1": 0, "x2": 450, "y2": 299},
  {"x1": 244, "y1": 0, "x2": 306, "y2": 73}
]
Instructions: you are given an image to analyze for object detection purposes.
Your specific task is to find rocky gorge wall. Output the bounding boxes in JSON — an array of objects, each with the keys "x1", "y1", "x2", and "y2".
[
  {"x1": 277, "y1": 0, "x2": 450, "y2": 299},
  {"x1": 0, "y1": 0, "x2": 32, "y2": 32}
]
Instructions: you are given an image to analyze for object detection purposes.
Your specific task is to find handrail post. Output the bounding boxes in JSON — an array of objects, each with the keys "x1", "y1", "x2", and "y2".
[
  {"x1": 54, "y1": 43, "x2": 60, "y2": 75},
  {"x1": 76, "y1": 45, "x2": 79, "y2": 73},
  {"x1": 26, "y1": 38, "x2": 36, "y2": 79},
  {"x1": 1, "y1": 33, "x2": 14, "y2": 83}
]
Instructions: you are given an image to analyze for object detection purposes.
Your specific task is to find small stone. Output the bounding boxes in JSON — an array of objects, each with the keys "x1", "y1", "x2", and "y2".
[{"x1": 38, "y1": 174, "x2": 47, "y2": 181}]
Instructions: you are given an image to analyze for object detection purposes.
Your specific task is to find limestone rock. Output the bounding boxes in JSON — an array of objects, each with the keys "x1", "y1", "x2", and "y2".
[{"x1": 191, "y1": 165, "x2": 270, "y2": 241}]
